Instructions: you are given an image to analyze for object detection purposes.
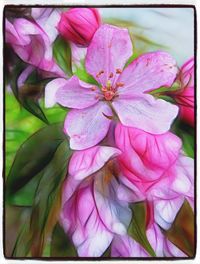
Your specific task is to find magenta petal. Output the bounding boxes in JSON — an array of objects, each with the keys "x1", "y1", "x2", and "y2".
[
  {"x1": 69, "y1": 146, "x2": 121, "y2": 180},
  {"x1": 60, "y1": 183, "x2": 113, "y2": 257},
  {"x1": 64, "y1": 102, "x2": 112, "y2": 150},
  {"x1": 85, "y1": 24, "x2": 132, "y2": 86},
  {"x1": 117, "y1": 51, "x2": 178, "y2": 96},
  {"x1": 55, "y1": 75, "x2": 100, "y2": 109},
  {"x1": 111, "y1": 235, "x2": 149, "y2": 257},
  {"x1": 112, "y1": 94, "x2": 178, "y2": 134},
  {"x1": 45, "y1": 78, "x2": 67, "y2": 108}
]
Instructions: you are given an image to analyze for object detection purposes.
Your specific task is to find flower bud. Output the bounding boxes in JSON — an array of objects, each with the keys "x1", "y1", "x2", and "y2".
[
  {"x1": 57, "y1": 8, "x2": 101, "y2": 47},
  {"x1": 175, "y1": 58, "x2": 194, "y2": 126}
]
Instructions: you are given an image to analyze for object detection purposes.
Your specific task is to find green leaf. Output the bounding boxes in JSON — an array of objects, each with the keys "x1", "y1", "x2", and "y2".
[
  {"x1": 128, "y1": 202, "x2": 156, "y2": 257},
  {"x1": 10, "y1": 61, "x2": 49, "y2": 124},
  {"x1": 50, "y1": 223, "x2": 77, "y2": 257},
  {"x1": 53, "y1": 37, "x2": 72, "y2": 76},
  {"x1": 30, "y1": 141, "x2": 72, "y2": 256},
  {"x1": 6, "y1": 123, "x2": 66, "y2": 202},
  {"x1": 73, "y1": 62, "x2": 98, "y2": 85},
  {"x1": 165, "y1": 200, "x2": 195, "y2": 257},
  {"x1": 11, "y1": 208, "x2": 32, "y2": 257},
  {"x1": 172, "y1": 120, "x2": 194, "y2": 158}
]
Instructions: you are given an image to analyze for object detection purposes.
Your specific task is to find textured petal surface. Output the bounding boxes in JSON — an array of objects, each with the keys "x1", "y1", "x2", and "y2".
[
  {"x1": 85, "y1": 24, "x2": 132, "y2": 86},
  {"x1": 69, "y1": 146, "x2": 121, "y2": 180},
  {"x1": 111, "y1": 235, "x2": 149, "y2": 257},
  {"x1": 115, "y1": 124, "x2": 181, "y2": 194},
  {"x1": 94, "y1": 177, "x2": 132, "y2": 235},
  {"x1": 60, "y1": 182, "x2": 113, "y2": 257},
  {"x1": 64, "y1": 102, "x2": 112, "y2": 150},
  {"x1": 112, "y1": 94, "x2": 178, "y2": 134},
  {"x1": 56, "y1": 75, "x2": 100, "y2": 109},
  {"x1": 45, "y1": 78, "x2": 67, "y2": 108},
  {"x1": 6, "y1": 18, "x2": 64, "y2": 76},
  {"x1": 147, "y1": 223, "x2": 186, "y2": 257},
  {"x1": 154, "y1": 196, "x2": 184, "y2": 230},
  {"x1": 117, "y1": 51, "x2": 178, "y2": 96}
]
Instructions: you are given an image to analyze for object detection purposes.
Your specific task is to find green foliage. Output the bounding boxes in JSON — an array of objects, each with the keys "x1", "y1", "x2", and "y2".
[
  {"x1": 73, "y1": 61, "x2": 98, "y2": 85},
  {"x1": 51, "y1": 223, "x2": 77, "y2": 257},
  {"x1": 128, "y1": 202, "x2": 156, "y2": 257},
  {"x1": 53, "y1": 37, "x2": 73, "y2": 76},
  {"x1": 6, "y1": 123, "x2": 66, "y2": 204},
  {"x1": 10, "y1": 61, "x2": 49, "y2": 124},
  {"x1": 165, "y1": 200, "x2": 195, "y2": 257},
  {"x1": 172, "y1": 120, "x2": 194, "y2": 158},
  {"x1": 6, "y1": 126, "x2": 72, "y2": 257}
]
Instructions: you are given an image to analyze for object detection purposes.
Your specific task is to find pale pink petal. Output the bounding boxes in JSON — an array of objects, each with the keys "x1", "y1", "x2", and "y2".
[
  {"x1": 55, "y1": 75, "x2": 100, "y2": 109},
  {"x1": 45, "y1": 78, "x2": 67, "y2": 108},
  {"x1": 60, "y1": 183, "x2": 113, "y2": 257},
  {"x1": 165, "y1": 240, "x2": 187, "y2": 257},
  {"x1": 85, "y1": 24, "x2": 132, "y2": 86},
  {"x1": 6, "y1": 18, "x2": 64, "y2": 77},
  {"x1": 154, "y1": 196, "x2": 184, "y2": 230},
  {"x1": 112, "y1": 94, "x2": 178, "y2": 134},
  {"x1": 147, "y1": 223, "x2": 186, "y2": 257},
  {"x1": 17, "y1": 65, "x2": 34, "y2": 87},
  {"x1": 64, "y1": 102, "x2": 112, "y2": 150},
  {"x1": 111, "y1": 235, "x2": 149, "y2": 257},
  {"x1": 117, "y1": 176, "x2": 145, "y2": 203},
  {"x1": 71, "y1": 42, "x2": 87, "y2": 71},
  {"x1": 69, "y1": 146, "x2": 121, "y2": 180},
  {"x1": 32, "y1": 8, "x2": 60, "y2": 43},
  {"x1": 147, "y1": 223, "x2": 165, "y2": 257},
  {"x1": 172, "y1": 155, "x2": 194, "y2": 209},
  {"x1": 117, "y1": 51, "x2": 178, "y2": 96},
  {"x1": 94, "y1": 177, "x2": 132, "y2": 235}
]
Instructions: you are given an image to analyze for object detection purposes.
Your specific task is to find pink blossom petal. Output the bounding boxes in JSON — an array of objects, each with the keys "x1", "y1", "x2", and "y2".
[
  {"x1": 71, "y1": 43, "x2": 87, "y2": 71},
  {"x1": 60, "y1": 183, "x2": 113, "y2": 257},
  {"x1": 85, "y1": 24, "x2": 132, "y2": 86},
  {"x1": 45, "y1": 78, "x2": 67, "y2": 108},
  {"x1": 117, "y1": 51, "x2": 178, "y2": 96},
  {"x1": 165, "y1": 240, "x2": 187, "y2": 257},
  {"x1": 94, "y1": 177, "x2": 132, "y2": 235},
  {"x1": 69, "y1": 146, "x2": 121, "y2": 180},
  {"x1": 32, "y1": 8, "x2": 60, "y2": 43},
  {"x1": 172, "y1": 156, "x2": 194, "y2": 195},
  {"x1": 147, "y1": 223, "x2": 186, "y2": 257},
  {"x1": 64, "y1": 102, "x2": 112, "y2": 150},
  {"x1": 112, "y1": 94, "x2": 178, "y2": 134},
  {"x1": 17, "y1": 65, "x2": 34, "y2": 87},
  {"x1": 147, "y1": 223, "x2": 165, "y2": 257},
  {"x1": 111, "y1": 235, "x2": 149, "y2": 257},
  {"x1": 154, "y1": 196, "x2": 184, "y2": 230},
  {"x1": 55, "y1": 75, "x2": 100, "y2": 109},
  {"x1": 115, "y1": 124, "x2": 181, "y2": 194},
  {"x1": 117, "y1": 176, "x2": 145, "y2": 203}
]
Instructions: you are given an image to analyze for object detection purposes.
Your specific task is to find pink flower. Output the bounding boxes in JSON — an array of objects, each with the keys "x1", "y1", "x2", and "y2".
[
  {"x1": 111, "y1": 235, "x2": 149, "y2": 257},
  {"x1": 5, "y1": 11, "x2": 64, "y2": 77},
  {"x1": 115, "y1": 124, "x2": 194, "y2": 230},
  {"x1": 146, "y1": 223, "x2": 186, "y2": 257},
  {"x1": 174, "y1": 58, "x2": 194, "y2": 126},
  {"x1": 45, "y1": 24, "x2": 178, "y2": 150},
  {"x1": 60, "y1": 145, "x2": 132, "y2": 257},
  {"x1": 57, "y1": 8, "x2": 101, "y2": 47}
]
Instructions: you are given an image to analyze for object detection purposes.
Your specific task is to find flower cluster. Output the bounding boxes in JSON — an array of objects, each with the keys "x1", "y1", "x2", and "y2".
[{"x1": 5, "y1": 7, "x2": 194, "y2": 258}]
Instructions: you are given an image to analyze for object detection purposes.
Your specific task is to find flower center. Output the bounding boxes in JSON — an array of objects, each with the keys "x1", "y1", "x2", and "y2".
[
  {"x1": 95, "y1": 70, "x2": 124, "y2": 101},
  {"x1": 102, "y1": 80, "x2": 116, "y2": 101}
]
